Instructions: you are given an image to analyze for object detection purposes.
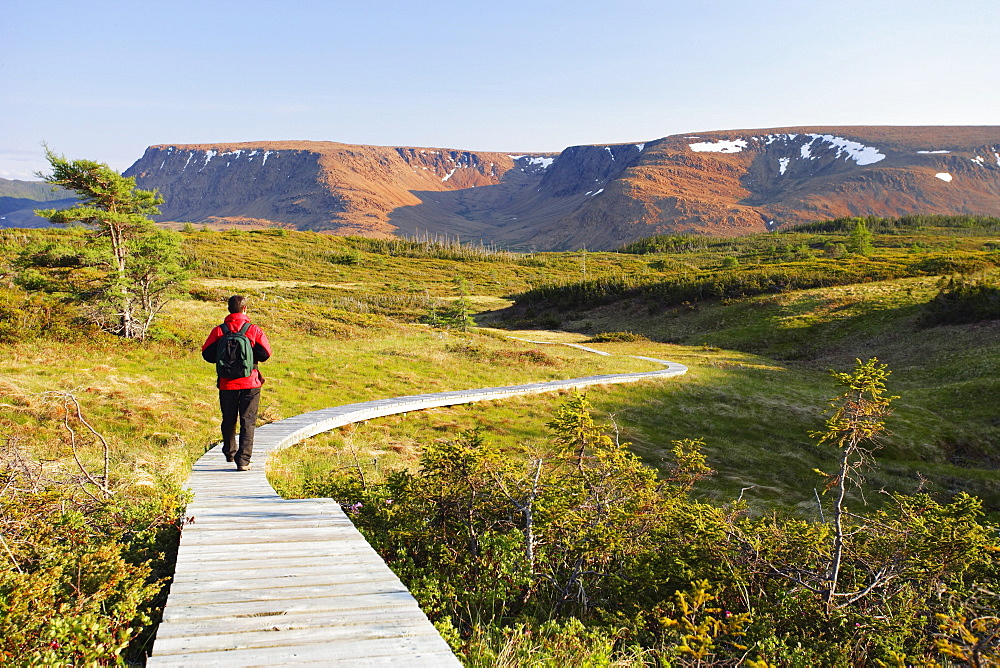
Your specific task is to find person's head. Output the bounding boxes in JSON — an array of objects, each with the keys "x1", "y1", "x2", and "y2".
[{"x1": 228, "y1": 295, "x2": 248, "y2": 314}]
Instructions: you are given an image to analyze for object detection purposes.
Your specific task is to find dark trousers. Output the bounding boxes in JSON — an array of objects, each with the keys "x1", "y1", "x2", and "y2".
[{"x1": 219, "y1": 387, "x2": 261, "y2": 467}]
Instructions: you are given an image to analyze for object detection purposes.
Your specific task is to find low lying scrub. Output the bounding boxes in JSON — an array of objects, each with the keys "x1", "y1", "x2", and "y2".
[
  {"x1": 344, "y1": 234, "x2": 523, "y2": 263},
  {"x1": 794, "y1": 214, "x2": 1000, "y2": 235},
  {"x1": 922, "y1": 274, "x2": 1000, "y2": 326},
  {"x1": 586, "y1": 331, "x2": 650, "y2": 343},
  {"x1": 515, "y1": 250, "x2": 1000, "y2": 314},
  {"x1": 516, "y1": 258, "x2": 899, "y2": 311},
  {"x1": 296, "y1": 380, "x2": 1000, "y2": 665},
  {"x1": 444, "y1": 341, "x2": 561, "y2": 367},
  {"x1": 0, "y1": 287, "x2": 92, "y2": 344},
  {"x1": 0, "y1": 422, "x2": 185, "y2": 664}
]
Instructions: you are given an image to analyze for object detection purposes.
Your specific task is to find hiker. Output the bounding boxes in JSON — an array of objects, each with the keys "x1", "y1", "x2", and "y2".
[{"x1": 201, "y1": 295, "x2": 273, "y2": 471}]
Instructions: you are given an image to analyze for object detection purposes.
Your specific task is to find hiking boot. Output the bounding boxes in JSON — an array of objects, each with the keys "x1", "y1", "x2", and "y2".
[{"x1": 236, "y1": 463, "x2": 251, "y2": 471}]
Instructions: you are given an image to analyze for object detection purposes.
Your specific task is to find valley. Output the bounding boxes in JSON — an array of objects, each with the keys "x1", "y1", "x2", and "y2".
[{"x1": 2, "y1": 218, "x2": 999, "y2": 664}]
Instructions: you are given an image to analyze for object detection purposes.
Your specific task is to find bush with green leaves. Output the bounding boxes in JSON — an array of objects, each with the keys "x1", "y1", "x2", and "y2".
[
  {"x1": 922, "y1": 275, "x2": 1000, "y2": 326},
  {"x1": 514, "y1": 259, "x2": 908, "y2": 312},
  {"x1": 421, "y1": 278, "x2": 477, "y2": 331},
  {"x1": 0, "y1": 286, "x2": 90, "y2": 344},
  {"x1": 585, "y1": 331, "x2": 649, "y2": 343},
  {"x1": 301, "y1": 368, "x2": 999, "y2": 664},
  {"x1": 847, "y1": 220, "x2": 874, "y2": 255},
  {"x1": 0, "y1": 465, "x2": 185, "y2": 664}
]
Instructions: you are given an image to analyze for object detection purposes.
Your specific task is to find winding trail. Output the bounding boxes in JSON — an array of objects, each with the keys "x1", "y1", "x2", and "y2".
[{"x1": 148, "y1": 344, "x2": 687, "y2": 666}]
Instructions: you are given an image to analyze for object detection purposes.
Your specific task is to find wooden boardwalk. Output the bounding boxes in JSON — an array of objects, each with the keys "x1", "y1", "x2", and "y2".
[{"x1": 148, "y1": 350, "x2": 687, "y2": 666}]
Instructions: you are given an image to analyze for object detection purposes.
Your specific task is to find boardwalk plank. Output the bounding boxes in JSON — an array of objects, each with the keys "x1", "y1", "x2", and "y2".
[
  {"x1": 170, "y1": 560, "x2": 389, "y2": 587},
  {"x1": 163, "y1": 578, "x2": 407, "y2": 607},
  {"x1": 154, "y1": 620, "x2": 447, "y2": 654},
  {"x1": 160, "y1": 591, "x2": 422, "y2": 624},
  {"x1": 153, "y1": 605, "x2": 429, "y2": 640}
]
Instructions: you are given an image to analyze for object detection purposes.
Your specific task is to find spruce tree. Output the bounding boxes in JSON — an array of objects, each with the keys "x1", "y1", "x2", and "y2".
[
  {"x1": 848, "y1": 219, "x2": 874, "y2": 255},
  {"x1": 34, "y1": 147, "x2": 188, "y2": 339}
]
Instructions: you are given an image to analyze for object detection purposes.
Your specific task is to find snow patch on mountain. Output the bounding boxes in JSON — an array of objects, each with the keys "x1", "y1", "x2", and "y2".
[
  {"x1": 689, "y1": 139, "x2": 748, "y2": 153},
  {"x1": 799, "y1": 134, "x2": 886, "y2": 165},
  {"x1": 935, "y1": 172, "x2": 953, "y2": 182},
  {"x1": 689, "y1": 134, "x2": 884, "y2": 166},
  {"x1": 968, "y1": 149, "x2": 999, "y2": 167}
]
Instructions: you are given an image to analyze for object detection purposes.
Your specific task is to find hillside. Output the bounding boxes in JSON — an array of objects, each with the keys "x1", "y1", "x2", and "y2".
[
  {"x1": 0, "y1": 178, "x2": 69, "y2": 201},
  {"x1": 0, "y1": 178, "x2": 73, "y2": 227},
  {"x1": 117, "y1": 127, "x2": 1000, "y2": 250},
  {"x1": 122, "y1": 141, "x2": 557, "y2": 238},
  {"x1": 487, "y1": 215, "x2": 1000, "y2": 506}
]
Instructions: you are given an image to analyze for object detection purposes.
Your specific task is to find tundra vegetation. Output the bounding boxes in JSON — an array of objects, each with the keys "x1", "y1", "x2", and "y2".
[{"x1": 0, "y1": 214, "x2": 999, "y2": 664}]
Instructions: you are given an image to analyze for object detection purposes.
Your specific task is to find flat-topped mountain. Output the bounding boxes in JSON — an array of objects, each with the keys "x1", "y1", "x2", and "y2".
[
  {"x1": 123, "y1": 141, "x2": 555, "y2": 238},
  {"x1": 116, "y1": 127, "x2": 1000, "y2": 249}
]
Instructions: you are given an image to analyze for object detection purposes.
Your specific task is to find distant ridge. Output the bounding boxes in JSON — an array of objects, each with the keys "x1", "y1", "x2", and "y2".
[
  {"x1": 0, "y1": 178, "x2": 74, "y2": 228},
  {"x1": 9, "y1": 128, "x2": 1000, "y2": 250}
]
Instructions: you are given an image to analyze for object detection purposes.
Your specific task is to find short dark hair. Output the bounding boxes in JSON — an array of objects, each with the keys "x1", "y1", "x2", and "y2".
[{"x1": 228, "y1": 295, "x2": 248, "y2": 313}]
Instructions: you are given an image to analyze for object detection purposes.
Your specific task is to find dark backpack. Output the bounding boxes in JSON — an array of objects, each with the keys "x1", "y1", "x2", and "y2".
[{"x1": 215, "y1": 322, "x2": 254, "y2": 379}]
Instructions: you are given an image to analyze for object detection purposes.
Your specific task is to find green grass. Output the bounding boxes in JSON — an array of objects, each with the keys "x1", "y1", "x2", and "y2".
[
  {"x1": 272, "y1": 336, "x2": 1000, "y2": 516},
  {"x1": 0, "y1": 300, "x2": 659, "y2": 493},
  {"x1": 4, "y1": 225, "x2": 999, "y2": 515},
  {"x1": 180, "y1": 229, "x2": 651, "y2": 300}
]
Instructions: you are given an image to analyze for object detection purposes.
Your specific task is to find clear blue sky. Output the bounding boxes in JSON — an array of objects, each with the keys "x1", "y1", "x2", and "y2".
[{"x1": 3, "y1": 0, "x2": 998, "y2": 180}]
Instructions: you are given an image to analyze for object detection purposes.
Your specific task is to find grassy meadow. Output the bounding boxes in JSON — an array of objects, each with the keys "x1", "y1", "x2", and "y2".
[{"x1": 2, "y1": 217, "x2": 1000, "y2": 663}]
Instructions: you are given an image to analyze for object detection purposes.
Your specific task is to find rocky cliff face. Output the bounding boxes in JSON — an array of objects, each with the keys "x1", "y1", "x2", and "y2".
[
  {"x1": 124, "y1": 141, "x2": 555, "y2": 237},
  {"x1": 123, "y1": 127, "x2": 1000, "y2": 250}
]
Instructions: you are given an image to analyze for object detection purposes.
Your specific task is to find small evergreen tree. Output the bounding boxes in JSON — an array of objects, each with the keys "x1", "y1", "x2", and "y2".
[
  {"x1": 32, "y1": 147, "x2": 188, "y2": 339},
  {"x1": 812, "y1": 357, "x2": 896, "y2": 610},
  {"x1": 847, "y1": 219, "x2": 874, "y2": 255},
  {"x1": 422, "y1": 277, "x2": 476, "y2": 331}
]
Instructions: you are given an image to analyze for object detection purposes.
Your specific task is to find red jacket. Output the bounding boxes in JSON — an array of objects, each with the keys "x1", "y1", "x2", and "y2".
[{"x1": 201, "y1": 313, "x2": 273, "y2": 390}]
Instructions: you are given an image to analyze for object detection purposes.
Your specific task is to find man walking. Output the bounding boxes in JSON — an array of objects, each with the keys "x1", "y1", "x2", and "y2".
[{"x1": 202, "y1": 295, "x2": 272, "y2": 471}]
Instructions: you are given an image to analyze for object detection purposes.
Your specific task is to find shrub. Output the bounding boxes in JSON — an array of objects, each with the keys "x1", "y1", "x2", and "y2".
[
  {"x1": 618, "y1": 234, "x2": 716, "y2": 254},
  {"x1": 345, "y1": 235, "x2": 521, "y2": 262},
  {"x1": 0, "y1": 472, "x2": 185, "y2": 664},
  {"x1": 187, "y1": 285, "x2": 229, "y2": 303},
  {"x1": 910, "y1": 254, "x2": 996, "y2": 276},
  {"x1": 328, "y1": 249, "x2": 364, "y2": 266},
  {"x1": 0, "y1": 287, "x2": 87, "y2": 343},
  {"x1": 586, "y1": 331, "x2": 650, "y2": 343},
  {"x1": 444, "y1": 341, "x2": 559, "y2": 367},
  {"x1": 922, "y1": 275, "x2": 1000, "y2": 326},
  {"x1": 294, "y1": 378, "x2": 1000, "y2": 665},
  {"x1": 514, "y1": 259, "x2": 910, "y2": 312}
]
